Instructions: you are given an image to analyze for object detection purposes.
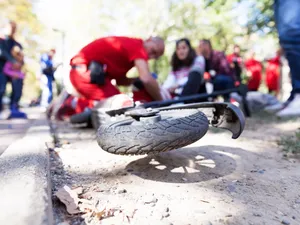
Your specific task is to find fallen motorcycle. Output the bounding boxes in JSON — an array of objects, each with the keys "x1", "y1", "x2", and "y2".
[
  {"x1": 48, "y1": 85, "x2": 247, "y2": 155},
  {"x1": 95, "y1": 88, "x2": 246, "y2": 155}
]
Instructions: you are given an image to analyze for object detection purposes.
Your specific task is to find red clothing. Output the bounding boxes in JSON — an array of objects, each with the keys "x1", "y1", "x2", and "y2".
[
  {"x1": 70, "y1": 69, "x2": 120, "y2": 100},
  {"x1": 70, "y1": 36, "x2": 149, "y2": 100},
  {"x1": 227, "y1": 53, "x2": 243, "y2": 65},
  {"x1": 244, "y1": 58, "x2": 262, "y2": 91},
  {"x1": 133, "y1": 89, "x2": 153, "y2": 103},
  {"x1": 266, "y1": 55, "x2": 281, "y2": 92}
]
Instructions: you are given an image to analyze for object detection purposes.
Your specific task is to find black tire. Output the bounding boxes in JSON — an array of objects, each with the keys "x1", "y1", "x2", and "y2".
[
  {"x1": 91, "y1": 107, "x2": 112, "y2": 130},
  {"x1": 97, "y1": 109, "x2": 209, "y2": 155},
  {"x1": 70, "y1": 110, "x2": 92, "y2": 125}
]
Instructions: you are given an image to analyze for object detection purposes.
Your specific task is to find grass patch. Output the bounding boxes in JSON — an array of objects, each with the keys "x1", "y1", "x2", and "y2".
[{"x1": 277, "y1": 129, "x2": 300, "y2": 155}]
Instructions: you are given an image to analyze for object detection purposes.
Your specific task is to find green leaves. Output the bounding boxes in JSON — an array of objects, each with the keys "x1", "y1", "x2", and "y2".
[{"x1": 278, "y1": 129, "x2": 300, "y2": 155}]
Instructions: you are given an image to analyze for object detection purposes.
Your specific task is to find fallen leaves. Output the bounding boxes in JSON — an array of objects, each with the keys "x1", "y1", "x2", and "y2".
[
  {"x1": 55, "y1": 185, "x2": 81, "y2": 214},
  {"x1": 55, "y1": 185, "x2": 137, "y2": 223}
]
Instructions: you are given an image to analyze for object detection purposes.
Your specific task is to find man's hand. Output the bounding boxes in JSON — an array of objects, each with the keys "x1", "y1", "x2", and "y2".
[
  {"x1": 168, "y1": 86, "x2": 178, "y2": 94},
  {"x1": 134, "y1": 59, "x2": 162, "y2": 101}
]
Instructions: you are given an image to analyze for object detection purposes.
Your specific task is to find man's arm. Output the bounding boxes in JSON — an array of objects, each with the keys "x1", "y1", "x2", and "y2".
[
  {"x1": 116, "y1": 77, "x2": 136, "y2": 86},
  {"x1": 134, "y1": 59, "x2": 162, "y2": 101}
]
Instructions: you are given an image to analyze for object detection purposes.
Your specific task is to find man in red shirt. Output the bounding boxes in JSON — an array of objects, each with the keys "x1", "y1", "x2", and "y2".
[
  {"x1": 227, "y1": 45, "x2": 243, "y2": 82},
  {"x1": 244, "y1": 52, "x2": 263, "y2": 91},
  {"x1": 69, "y1": 36, "x2": 165, "y2": 103},
  {"x1": 265, "y1": 49, "x2": 281, "y2": 95}
]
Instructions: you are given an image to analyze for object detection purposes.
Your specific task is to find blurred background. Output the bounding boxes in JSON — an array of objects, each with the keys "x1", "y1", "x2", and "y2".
[{"x1": 0, "y1": 0, "x2": 288, "y2": 103}]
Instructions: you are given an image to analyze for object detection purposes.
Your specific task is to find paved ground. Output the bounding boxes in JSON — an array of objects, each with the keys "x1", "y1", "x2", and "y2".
[
  {"x1": 50, "y1": 112, "x2": 300, "y2": 225},
  {"x1": 0, "y1": 108, "x2": 42, "y2": 155},
  {"x1": 0, "y1": 107, "x2": 53, "y2": 225},
  {"x1": 0, "y1": 119, "x2": 31, "y2": 155}
]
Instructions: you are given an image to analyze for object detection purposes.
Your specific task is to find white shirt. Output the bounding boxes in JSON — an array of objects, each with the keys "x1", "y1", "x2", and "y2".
[{"x1": 163, "y1": 56, "x2": 205, "y2": 94}]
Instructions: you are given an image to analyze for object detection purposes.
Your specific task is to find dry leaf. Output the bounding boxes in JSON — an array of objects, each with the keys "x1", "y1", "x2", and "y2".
[
  {"x1": 72, "y1": 186, "x2": 84, "y2": 195},
  {"x1": 200, "y1": 199, "x2": 210, "y2": 203},
  {"x1": 79, "y1": 202, "x2": 93, "y2": 212},
  {"x1": 122, "y1": 208, "x2": 137, "y2": 223},
  {"x1": 92, "y1": 209, "x2": 106, "y2": 220},
  {"x1": 55, "y1": 185, "x2": 80, "y2": 214}
]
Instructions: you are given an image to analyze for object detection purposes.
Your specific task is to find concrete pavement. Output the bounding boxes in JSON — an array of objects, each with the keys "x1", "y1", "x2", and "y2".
[
  {"x1": 0, "y1": 118, "x2": 32, "y2": 155},
  {"x1": 0, "y1": 107, "x2": 54, "y2": 225}
]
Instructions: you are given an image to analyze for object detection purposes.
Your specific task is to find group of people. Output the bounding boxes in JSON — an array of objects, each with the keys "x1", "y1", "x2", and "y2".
[
  {"x1": 1, "y1": 0, "x2": 299, "y2": 120},
  {"x1": 64, "y1": 35, "x2": 283, "y2": 118},
  {"x1": 227, "y1": 45, "x2": 282, "y2": 95},
  {"x1": 67, "y1": 36, "x2": 239, "y2": 114},
  {"x1": 65, "y1": 0, "x2": 300, "y2": 119},
  {"x1": 0, "y1": 20, "x2": 57, "y2": 119}
]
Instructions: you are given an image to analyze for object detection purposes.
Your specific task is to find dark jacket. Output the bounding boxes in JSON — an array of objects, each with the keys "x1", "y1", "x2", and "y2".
[
  {"x1": 0, "y1": 36, "x2": 22, "y2": 71},
  {"x1": 205, "y1": 50, "x2": 233, "y2": 77}
]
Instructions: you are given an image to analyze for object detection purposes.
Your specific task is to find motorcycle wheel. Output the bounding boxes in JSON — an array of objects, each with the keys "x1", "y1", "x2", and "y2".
[{"x1": 97, "y1": 109, "x2": 209, "y2": 155}]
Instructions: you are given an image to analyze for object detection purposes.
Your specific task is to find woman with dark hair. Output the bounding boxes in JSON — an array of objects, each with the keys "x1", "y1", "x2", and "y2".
[{"x1": 163, "y1": 38, "x2": 205, "y2": 96}]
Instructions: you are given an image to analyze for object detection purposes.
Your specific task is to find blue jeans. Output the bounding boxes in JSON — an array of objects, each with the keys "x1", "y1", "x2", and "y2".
[
  {"x1": 40, "y1": 74, "x2": 53, "y2": 107},
  {"x1": 0, "y1": 72, "x2": 7, "y2": 111},
  {"x1": 213, "y1": 75, "x2": 235, "y2": 101},
  {"x1": 0, "y1": 72, "x2": 23, "y2": 111},
  {"x1": 213, "y1": 75, "x2": 235, "y2": 91},
  {"x1": 275, "y1": 0, "x2": 300, "y2": 95},
  {"x1": 10, "y1": 78, "x2": 23, "y2": 109}
]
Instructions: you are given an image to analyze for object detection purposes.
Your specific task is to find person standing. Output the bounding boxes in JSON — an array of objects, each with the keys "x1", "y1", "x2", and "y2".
[
  {"x1": 227, "y1": 45, "x2": 243, "y2": 82},
  {"x1": 275, "y1": 0, "x2": 300, "y2": 117},
  {"x1": 244, "y1": 51, "x2": 263, "y2": 92},
  {"x1": 39, "y1": 49, "x2": 56, "y2": 108},
  {"x1": 0, "y1": 20, "x2": 23, "y2": 116},
  {"x1": 265, "y1": 49, "x2": 281, "y2": 95}
]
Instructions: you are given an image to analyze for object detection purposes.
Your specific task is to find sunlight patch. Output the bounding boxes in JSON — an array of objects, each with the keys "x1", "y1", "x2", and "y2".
[
  {"x1": 170, "y1": 166, "x2": 200, "y2": 173},
  {"x1": 149, "y1": 159, "x2": 160, "y2": 165},
  {"x1": 195, "y1": 159, "x2": 216, "y2": 168},
  {"x1": 195, "y1": 155, "x2": 205, "y2": 160},
  {"x1": 155, "y1": 165, "x2": 167, "y2": 170}
]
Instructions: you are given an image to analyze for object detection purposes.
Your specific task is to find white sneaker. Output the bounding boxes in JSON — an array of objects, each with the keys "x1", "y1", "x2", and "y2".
[
  {"x1": 276, "y1": 94, "x2": 300, "y2": 118},
  {"x1": 264, "y1": 102, "x2": 285, "y2": 113}
]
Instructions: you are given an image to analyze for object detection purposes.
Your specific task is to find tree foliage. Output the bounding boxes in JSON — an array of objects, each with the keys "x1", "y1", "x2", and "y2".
[{"x1": 205, "y1": 0, "x2": 275, "y2": 35}]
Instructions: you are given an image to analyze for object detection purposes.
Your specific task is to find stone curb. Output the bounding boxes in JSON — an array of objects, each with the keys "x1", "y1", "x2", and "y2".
[{"x1": 0, "y1": 116, "x2": 53, "y2": 225}]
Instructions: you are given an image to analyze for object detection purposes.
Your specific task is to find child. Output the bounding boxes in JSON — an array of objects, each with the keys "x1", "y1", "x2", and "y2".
[{"x1": 3, "y1": 45, "x2": 25, "y2": 79}]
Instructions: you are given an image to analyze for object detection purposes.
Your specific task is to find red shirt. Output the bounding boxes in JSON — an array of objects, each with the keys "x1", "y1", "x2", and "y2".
[
  {"x1": 70, "y1": 36, "x2": 148, "y2": 79},
  {"x1": 227, "y1": 53, "x2": 243, "y2": 65},
  {"x1": 244, "y1": 58, "x2": 262, "y2": 91},
  {"x1": 266, "y1": 55, "x2": 281, "y2": 91}
]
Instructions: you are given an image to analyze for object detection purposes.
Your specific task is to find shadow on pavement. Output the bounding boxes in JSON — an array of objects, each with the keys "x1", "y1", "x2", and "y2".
[{"x1": 124, "y1": 145, "x2": 241, "y2": 183}]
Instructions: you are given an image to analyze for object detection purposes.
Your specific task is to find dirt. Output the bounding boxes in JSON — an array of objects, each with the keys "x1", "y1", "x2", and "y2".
[{"x1": 50, "y1": 113, "x2": 300, "y2": 225}]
